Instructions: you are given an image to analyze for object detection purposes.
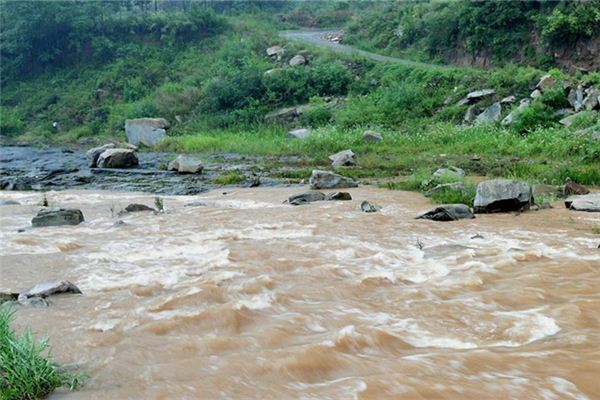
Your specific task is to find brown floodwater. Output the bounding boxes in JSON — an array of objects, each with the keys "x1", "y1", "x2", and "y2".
[{"x1": 1, "y1": 187, "x2": 599, "y2": 399}]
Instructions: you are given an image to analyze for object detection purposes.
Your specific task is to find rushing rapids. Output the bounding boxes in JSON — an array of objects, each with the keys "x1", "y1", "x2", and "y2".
[{"x1": 0, "y1": 187, "x2": 599, "y2": 399}]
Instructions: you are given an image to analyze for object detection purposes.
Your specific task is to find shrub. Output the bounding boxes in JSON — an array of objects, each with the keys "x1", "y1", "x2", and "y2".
[{"x1": 0, "y1": 107, "x2": 25, "y2": 137}]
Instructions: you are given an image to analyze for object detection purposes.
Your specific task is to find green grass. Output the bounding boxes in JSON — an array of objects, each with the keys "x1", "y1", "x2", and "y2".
[
  {"x1": 214, "y1": 171, "x2": 246, "y2": 185},
  {"x1": 0, "y1": 307, "x2": 82, "y2": 399}
]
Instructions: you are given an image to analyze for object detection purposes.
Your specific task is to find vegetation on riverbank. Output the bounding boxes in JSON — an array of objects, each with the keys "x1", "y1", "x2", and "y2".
[{"x1": 0, "y1": 307, "x2": 81, "y2": 399}]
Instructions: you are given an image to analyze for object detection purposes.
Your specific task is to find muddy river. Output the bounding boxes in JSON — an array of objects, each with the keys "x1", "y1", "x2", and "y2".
[{"x1": 1, "y1": 187, "x2": 599, "y2": 399}]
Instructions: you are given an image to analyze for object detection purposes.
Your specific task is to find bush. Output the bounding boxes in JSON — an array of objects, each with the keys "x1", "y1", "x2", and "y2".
[
  {"x1": 0, "y1": 107, "x2": 25, "y2": 136},
  {"x1": 0, "y1": 307, "x2": 82, "y2": 399},
  {"x1": 299, "y1": 97, "x2": 333, "y2": 127}
]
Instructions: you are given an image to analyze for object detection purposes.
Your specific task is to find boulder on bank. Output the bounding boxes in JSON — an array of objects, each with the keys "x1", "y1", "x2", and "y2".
[
  {"x1": 309, "y1": 170, "x2": 358, "y2": 190},
  {"x1": 97, "y1": 149, "x2": 139, "y2": 168},
  {"x1": 536, "y1": 74, "x2": 555, "y2": 91},
  {"x1": 458, "y1": 89, "x2": 495, "y2": 105},
  {"x1": 564, "y1": 193, "x2": 600, "y2": 212},
  {"x1": 289, "y1": 54, "x2": 306, "y2": 67},
  {"x1": 125, "y1": 118, "x2": 170, "y2": 147},
  {"x1": 86, "y1": 143, "x2": 115, "y2": 168},
  {"x1": 31, "y1": 208, "x2": 84, "y2": 227},
  {"x1": 168, "y1": 155, "x2": 203, "y2": 174},
  {"x1": 416, "y1": 204, "x2": 475, "y2": 221},
  {"x1": 288, "y1": 191, "x2": 326, "y2": 205},
  {"x1": 326, "y1": 191, "x2": 352, "y2": 201},
  {"x1": 329, "y1": 149, "x2": 356, "y2": 168},
  {"x1": 266, "y1": 45, "x2": 284, "y2": 59},
  {"x1": 18, "y1": 280, "x2": 81, "y2": 301},
  {"x1": 287, "y1": 128, "x2": 311, "y2": 139},
  {"x1": 475, "y1": 102, "x2": 501, "y2": 124},
  {"x1": 363, "y1": 130, "x2": 382, "y2": 143},
  {"x1": 473, "y1": 179, "x2": 533, "y2": 213}
]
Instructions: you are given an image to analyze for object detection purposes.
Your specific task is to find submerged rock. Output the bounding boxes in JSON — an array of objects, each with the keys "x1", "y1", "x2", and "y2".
[
  {"x1": 309, "y1": 170, "x2": 358, "y2": 190},
  {"x1": 360, "y1": 200, "x2": 380, "y2": 213},
  {"x1": 564, "y1": 193, "x2": 600, "y2": 212},
  {"x1": 329, "y1": 149, "x2": 356, "y2": 168},
  {"x1": 168, "y1": 155, "x2": 203, "y2": 174},
  {"x1": 0, "y1": 199, "x2": 20, "y2": 206},
  {"x1": 97, "y1": 149, "x2": 139, "y2": 168},
  {"x1": 125, "y1": 118, "x2": 170, "y2": 147},
  {"x1": 288, "y1": 190, "x2": 326, "y2": 205},
  {"x1": 18, "y1": 280, "x2": 81, "y2": 301},
  {"x1": 326, "y1": 191, "x2": 352, "y2": 201},
  {"x1": 473, "y1": 179, "x2": 533, "y2": 213},
  {"x1": 416, "y1": 204, "x2": 475, "y2": 221},
  {"x1": 31, "y1": 208, "x2": 84, "y2": 227}
]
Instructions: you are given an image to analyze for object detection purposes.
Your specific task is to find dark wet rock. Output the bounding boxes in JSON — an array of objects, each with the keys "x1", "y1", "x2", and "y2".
[
  {"x1": 18, "y1": 280, "x2": 81, "y2": 301},
  {"x1": 309, "y1": 170, "x2": 358, "y2": 190},
  {"x1": 0, "y1": 177, "x2": 31, "y2": 191},
  {"x1": 0, "y1": 199, "x2": 19, "y2": 206},
  {"x1": 86, "y1": 143, "x2": 115, "y2": 168},
  {"x1": 361, "y1": 200, "x2": 380, "y2": 213},
  {"x1": 564, "y1": 193, "x2": 600, "y2": 212},
  {"x1": 184, "y1": 201, "x2": 207, "y2": 207},
  {"x1": 168, "y1": 155, "x2": 203, "y2": 174},
  {"x1": 97, "y1": 149, "x2": 139, "y2": 168},
  {"x1": 363, "y1": 130, "x2": 382, "y2": 143},
  {"x1": 288, "y1": 190, "x2": 326, "y2": 205},
  {"x1": 475, "y1": 102, "x2": 501, "y2": 125},
  {"x1": 125, "y1": 118, "x2": 170, "y2": 147},
  {"x1": 287, "y1": 128, "x2": 311, "y2": 139},
  {"x1": 417, "y1": 204, "x2": 475, "y2": 221},
  {"x1": 473, "y1": 179, "x2": 533, "y2": 213},
  {"x1": 565, "y1": 181, "x2": 590, "y2": 196},
  {"x1": 31, "y1": 208, "x2": 84, "y2": 227},
  {"x1": 326, "y1": 191, "x2": 352, "y2": 201},
  {"x1": 124, "y1": 203, "x2": 156, "y2": 213},
  {"x1": 329, "y1": 149, "x2": 356, "y2": 168},
  {"x1": 0, "y1": 293, "x2": 18, "y2": 304},
  {"x1": 471, "y1": 234, "x2": 485, "y2": 239}
]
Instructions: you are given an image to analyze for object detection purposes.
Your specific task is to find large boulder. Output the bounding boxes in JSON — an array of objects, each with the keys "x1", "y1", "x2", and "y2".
[
  {"x1": 289, "y1": 54, "x2": 306, "y2": 67},
  {"x1": 473, "y1": 179, "x2": 533, "y2": 213},
  {"x1": 18, "y1": 280, "x2": 81, "y2": 301},
  {"x1": 329, "y1": 149, "x2": 356, "y2": 168},
  {"x1": 363, "y1": 130, "x2": 382, "y2": 143},
  {"x1": 416, "y1": 204, "x2": 475, "y2": 222},
  {"x1": 288, "y1": 191, "x2": 326, "y2": 205},
  {"x1": 287, "y1": 128, "x2": 311, "y2": 139},
  {"x1": 31, "y1": 208, "x2": 84, "y2": 227},
  {"x1": 86, "y1": 143, "x2": 115, "y2": 168},
  {"x1": 309, "y1": 170, "x2": 358, "y2": 190},
  {"x1": 168, "y1": 155, "x2": 203, "y2": 174},
  {"x1": 125, "y1": 118, "x2": 170, "y2": 147},
  {"x1": 475, "y1": 102, "x2": 501, "y2": 124},
  {"x1": 564, "y1": 193, "x2": 600, "y2": 212},
  {"x1": 97, "y1": 149, "x2": 139, "y2": 168}
]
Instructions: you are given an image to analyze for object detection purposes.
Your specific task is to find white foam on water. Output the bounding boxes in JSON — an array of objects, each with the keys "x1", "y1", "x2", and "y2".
[{"x1": 235, "y1": 291, "x2": 275, "y2": 310}]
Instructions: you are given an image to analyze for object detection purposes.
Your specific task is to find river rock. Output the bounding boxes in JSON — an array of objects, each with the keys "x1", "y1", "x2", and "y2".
[
  {"x1": 31, "y1": 208, "x2": 84, "y2": 227},
  {"x1": 475, "y1": 102, "x2": 501, "y2": 125},
  {"x1": 18, "y1": 280, "x2": 81, "y2": 301},
  {"x1": 326, "y1": 191, "x2": 352, "y2": 201},
  {"x1": 289, "y1": 54, "x2": 306, "y2": 67},
  {"x1": 564, "y1": 193, "x2": 600, "y2": 212},
  {"x1": 168, "y1": 155, "x2": 203, "y2": 174},
  {"x1": 125, "y1": 118, "x2": 170, "y2": 147},
  {"x1": 329, "y1": 149, "x2": 356, "y2": 168},
  {"x1": 288, "y1": 190, "x2": 326, "y2": 205},
  {"x1": 309, "y1": 170, "x2": 358, "y2": 190},
  {"x1": 536, "y1": 74, "x2": 555, "y2": 91},
  {"x1": 124, "y1": 203, "x2": 156, "y2": 212},
  {"x1": 86, "y1": 143, "x2": 115, "y2": 168},
  {"x1": 360, "y1": 200, "x2": 380, "y2": 213},
  {"x1": 565, "y1": 181, "x2": 590, "y2": 196},
  {"x1": 416, "y1": 204, "x2": 475, "y2": 221},
  {"x1": 287, "y1": 128, "x2": 311, "y2": 139},
  {"x1": 363, "y1": 130, "x2": 382, "y2": 143},
  {"x1": 473, "y1": 179, "x2": 533, "y2": 213},
  {"x1": 97, "y1": 149, "x2": 139, "y2": 168}
]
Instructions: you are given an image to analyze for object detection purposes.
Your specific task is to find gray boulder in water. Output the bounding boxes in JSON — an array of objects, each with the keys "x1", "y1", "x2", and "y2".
[
  {"x1": 86, "y1": 143, "x2": 115, "y2": 168},
  {"x1": 97, "y1": 149, "x2": 139, "y2": 168},
  {"x1": 361, "y1": 200, "x2": 380, "y2": 213},
  {"x1": 326, "y1": 192, "x2": 352, "y2": 201},
  {"x1": 31, "y1": 208, "x2": 84, "y2": 227},
  {"x1": 416, "y1": 204, "x2": 475, "y2": 221},
  {"x1": 309, "y1": 170, "x2": 358, "y2": 190},
  {"x1": 168, "y1": 155, "x2": 203, "y2": 174},
  {"x1": 18, "y1": 280, "x2": 81, "y2": 302},
  {"x1": 125, "y1": 118, "x2": 170, "y2": 147},
  {"x1": 473, "y1": 179, "x2": 533, "y2": 213},
  {"x1": 564, "y1": 193, "x2": 600, "y2": 212},
  {"x1": 288, "y1": 190, "x2": 326, "y2": 205}
]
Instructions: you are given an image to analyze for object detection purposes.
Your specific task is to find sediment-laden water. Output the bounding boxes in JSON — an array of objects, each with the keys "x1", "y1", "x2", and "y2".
[{"x1": 1, "y1": 188, "x2": 599, "y2": 399}]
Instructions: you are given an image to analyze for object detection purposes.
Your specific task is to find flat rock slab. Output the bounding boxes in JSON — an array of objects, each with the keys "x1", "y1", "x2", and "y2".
[
  {"x1": 288, "y1": 190, "x2": 326, "y2": 205},
  {"x1": 31, "y1": 207, "x2": 84, "y2": 227},
  {"x1": 565, "y1": 193, "x2": 600, "y2": 212},
  {"x1": 309, "y1": 169, "x2": 358, "y2": 190},
  {"x1": 18, "y1": 280, "x2": 81, "y2": 301},
  {"x1": 417, "y1": 204, "x2": 475, "y2": 221}
]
